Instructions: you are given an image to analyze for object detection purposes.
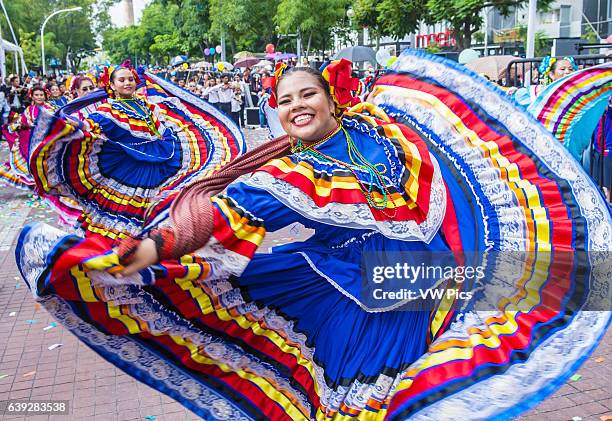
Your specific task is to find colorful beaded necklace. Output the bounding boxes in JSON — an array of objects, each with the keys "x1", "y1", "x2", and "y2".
[
  {"x1": 114, "y1": 97, "x2": 161, "y2": 137},
  {"x1": 291, "y1": 125, "x2": 397, "y2": 216}
]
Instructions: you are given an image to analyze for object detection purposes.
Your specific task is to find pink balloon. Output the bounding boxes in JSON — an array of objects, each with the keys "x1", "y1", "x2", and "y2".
[
  {"x1": 265, "y1": 43, "x2": 275, "y2": 54},
  {"x1": 215, "y1": 45, "x2": 222, "y2": 54}
]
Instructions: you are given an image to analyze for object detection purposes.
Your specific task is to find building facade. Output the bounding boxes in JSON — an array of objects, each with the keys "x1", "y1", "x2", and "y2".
[{"x1": 365, "y1": 0, "x2": 610, "y2": 58}]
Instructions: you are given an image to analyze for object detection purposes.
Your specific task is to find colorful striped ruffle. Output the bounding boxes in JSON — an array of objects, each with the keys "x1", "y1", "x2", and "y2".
[
  {"x1": 15, "y1": 50, "x2": 611, "y2": 421},
  {"x1": 367, "y1": 50, "x2": 610, "y2": 420},
  {"x1": 28, "y1": 72, "x2": 245, "y2": 239},
  {"x1": 527, "y1": 62, "x2": 612, "y2": 160}
]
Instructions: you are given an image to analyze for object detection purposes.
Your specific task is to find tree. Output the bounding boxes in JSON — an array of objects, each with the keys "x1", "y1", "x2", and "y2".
[
  {"x1": 161, "y1": 0, "x2": 212, "y2": 57},
  {"x1": 209, "y1": 0, "x2": 277, "y2": 54},
  {"x1": 1, "y1": 0, "x2": 98, "y2": 71},
  {"x1": 102, "y1": 1, "x2": 183, "y2": 65},
  {"x1": 150, "y1": 33, "x2": 183, "y2": 61},
  {"x1": 275, "y1": 0, "x2": 349, "y2": 56},
  {"x1": 425, "y1": 0, "x2": 555, "y2": 51},
  {"x1": 515, "y1": 24, "x2": 551, "y2": 57},
  {"x1": 352, "y1": 0, "x2": 425, "y2": 48},
  {"x1": 92, "y1": 0, "x2": 121, "y2": 37},
  {"x1": 102, "y1": 26, "x2": 139, "y2": 63}
]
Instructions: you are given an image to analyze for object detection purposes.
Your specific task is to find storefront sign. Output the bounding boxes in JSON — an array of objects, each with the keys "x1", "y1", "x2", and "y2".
[{"x1": 415, "y1": 30, "x2": 456, "y2": 48}]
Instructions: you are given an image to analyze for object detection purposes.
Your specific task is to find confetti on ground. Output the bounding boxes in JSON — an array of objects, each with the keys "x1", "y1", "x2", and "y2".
[
  {"x1": 600, "y1": 416, "x2": 612, "y2": 421},
  {"x1": 43, "y1": 322, "x2": 58, "y2": 331},
  {"x1": 570, "y1": 374, "x2": 582, "y2": 381},
  {"x1": 25, "y1": 319, "x2": 37, "y2": 324},
  {"x1": 144, "y1": 416, "x2": 156, "y2": 420},
  {"x1": 47, "y1": 343, "x2": 62, "y2": 350},
  {"x1": 572, "y1": 417, "x2": 583, "y2": 421},
  {"x1": 34, "y1": 303, "x2": 41, "y2": 310},
  {"x1": 14, "y1": 276, "x2": 19, "y2": 280},
  {"x1": 9, "y1": 312, "x2": 16, "y2": 317},
  {"x1": 0, "y1": 374, "x2": 8, "y2": 380},
  {"x1": 594, "y1": 357, "x2": 605, "y2": 363},
  {"x1": 23, "y1": 371, "x2": 36, "y2": 377},
  {"x1": 15, "y1": 283, "x2": 20, "y2": 289}
]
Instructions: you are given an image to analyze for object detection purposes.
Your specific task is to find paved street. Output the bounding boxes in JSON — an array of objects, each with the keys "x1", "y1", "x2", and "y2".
[{"x1": 0, "y1": 128, "x2": 610, "y2": 420}]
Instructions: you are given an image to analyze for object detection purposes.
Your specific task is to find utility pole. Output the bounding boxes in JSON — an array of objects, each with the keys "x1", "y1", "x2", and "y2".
[
  {"x1": 220, "y1": 31, "x2": 226, "y2": 62},
  {"x1": 525, "y1": 0, "x2": 537, "y2": 58}
]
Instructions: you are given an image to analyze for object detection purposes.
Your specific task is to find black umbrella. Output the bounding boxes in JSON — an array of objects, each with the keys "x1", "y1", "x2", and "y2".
[{"x1": 333, "y1": 46, "x2": 377, "y2": 64}]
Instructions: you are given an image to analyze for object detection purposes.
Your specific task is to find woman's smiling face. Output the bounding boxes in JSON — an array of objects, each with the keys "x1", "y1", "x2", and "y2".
[
  {"x1": 110, "y1": 68, "x2": 136, "y2": 98},
  {"x1": 276, "y1": 71, "x2": 337, "y2": 142}
]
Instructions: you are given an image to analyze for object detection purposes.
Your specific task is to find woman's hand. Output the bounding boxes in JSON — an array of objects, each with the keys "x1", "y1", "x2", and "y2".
[
  {"x1": 66, "y1": 119, "x2": 79, "y2": 128},
  {"x1": 116, "y1": 238, "x2": 158, "y2": 277}
]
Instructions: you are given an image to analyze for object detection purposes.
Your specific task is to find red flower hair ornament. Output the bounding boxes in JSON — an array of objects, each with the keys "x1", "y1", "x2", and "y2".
[
  {"x1": 268, "y1": 59, "x2": 360, "y2": 116},
  {"x1": 320, "y1": 59, "x2": 361, "y2": 113},
  {"x1": 267, "y1": 62, "x2": 287, "y2": 109}
]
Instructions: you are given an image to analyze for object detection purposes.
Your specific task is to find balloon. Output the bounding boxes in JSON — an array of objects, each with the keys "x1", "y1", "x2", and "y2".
[
  {"x1": 458, "y1": 48, "x2": 480, "y2": 64},
  {"x1": 215, "y1": 45, "x2": 222, "y2": 54},
  {"x1": 209, "y1": 47, "x2": 216, "y2": 55},
  {"x1": 216, "y1": 62, "x2": 225, "y2": 71},
  {"x1": 204, "y1": 49, "x2": 210, "y2": 56},
  {"x1": 386, "y1": 56, "x2": 398, "y2": 67},
  {"x1": 265, "y1": 43, "x2": 275, "y2": 54},
  {"x1": 182, "y1": 63, "x2": 189, "y2": 70},
  {"x1": 375, "y1": 48, "x2": 391, "y2": 67}
]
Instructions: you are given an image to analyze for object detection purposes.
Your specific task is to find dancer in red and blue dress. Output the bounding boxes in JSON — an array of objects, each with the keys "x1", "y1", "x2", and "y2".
[
  {"x1": 0, "y1": 85, "x2": 53, "y2": 189},
  {"x1": 27, "y1": 60, "x2": 244, "y2": 239},
  {"x1": 16, "y1": 52, "x2": 610, "y2": 420}
]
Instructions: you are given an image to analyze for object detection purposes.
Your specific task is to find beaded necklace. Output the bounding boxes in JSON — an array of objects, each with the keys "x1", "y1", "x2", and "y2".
[
  {"x1": 110, "y1": 97, "x2": 175, "y2": 161},
  {"x1": 291, "y1": 125, "x2": 397, "y2": 217},
  {"x1": 114, "y1": 97, "x2": 161, "y2": 137},
  {"x1": 290, "y1": 123, "x2": 341, "y2": 153}
]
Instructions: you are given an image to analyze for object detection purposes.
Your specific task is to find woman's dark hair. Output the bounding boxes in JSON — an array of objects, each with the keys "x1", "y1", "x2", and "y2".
[
  {"x1": 45, "y1": 82, "x2": 58, "y2": 91},
  {"x1": 110, "y1": 66, "x2": 133, "y2": 83},
  {"x1": 275, "y1": 66, "x2": 330, "y2": 98},
  {"x1": 30, "y1": 85, "x2": 47, "y2": 99}
]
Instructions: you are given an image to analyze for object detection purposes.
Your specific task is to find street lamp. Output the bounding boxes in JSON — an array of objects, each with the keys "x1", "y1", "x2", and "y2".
[
  {"x1": 275, "y1": 25, "x2": 302, "y2": 63},
  {"x1": 41, "y1": 6, "x2": 82, "y2": 75}
]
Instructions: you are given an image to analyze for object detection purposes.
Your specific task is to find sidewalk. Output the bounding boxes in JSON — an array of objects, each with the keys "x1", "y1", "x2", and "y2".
[{"x1": 0, "y1": 128, "x2": 610, "y2": 421}]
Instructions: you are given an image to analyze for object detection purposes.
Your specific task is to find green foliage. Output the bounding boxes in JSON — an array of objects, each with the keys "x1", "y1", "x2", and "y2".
[
  {"x1": 92, "y1": 0, "x2": 121, "y2": 36},
  {"x1": 425, "y1": 43, "x2": 442, "y2": 54},
  {"x1": 582, "y1": 27, "x2": 598, "y2": 43},
  {"x1": 209, "y1": 0, "x2": 277, "y2": 53},
  {"x1": 101, "y1": 1, "x2": 183, "y2": 65},
  {"x1": 275, "y1": 0, "x2": 349, "y2": 53},
  {"x1": 352, "y1": 0, "x2": 424, "y2": 43},
  {"x1": 1, "y1": 0, "x2": 98, "y2": 71},
  {"x1": 425, "y1": 0, "x2": 556, "y2": 50},
  {"x1": 515, "y1": 24, "x2": 551, "y2": 57}
]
